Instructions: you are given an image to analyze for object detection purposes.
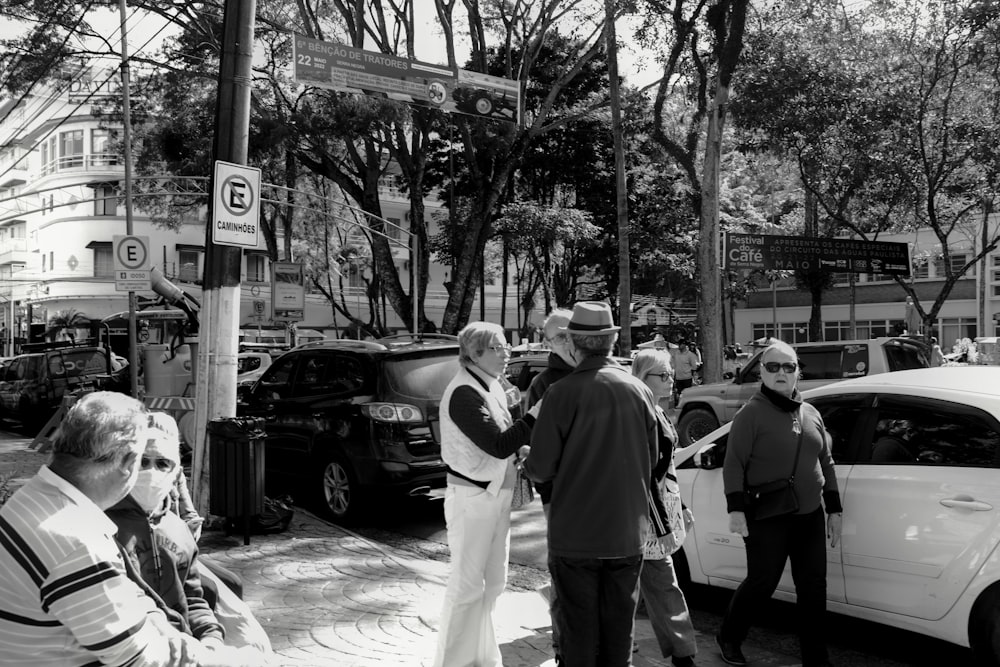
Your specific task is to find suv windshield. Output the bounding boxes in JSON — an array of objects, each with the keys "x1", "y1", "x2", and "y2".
[
  {"x1": 384, "y1": 351, "x2": 460, "y2": 400},
  {"x1": 883, "y1": 340, "x2": 930, "y2": 371},
  {"x1": 50, "y1": 349, "x2": 106, "y2": 377}
]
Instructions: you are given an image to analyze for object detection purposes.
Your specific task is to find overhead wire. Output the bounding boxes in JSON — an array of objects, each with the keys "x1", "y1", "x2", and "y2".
[{"x1": 0, "y1": 7, "x2": 170, "y2": 186}]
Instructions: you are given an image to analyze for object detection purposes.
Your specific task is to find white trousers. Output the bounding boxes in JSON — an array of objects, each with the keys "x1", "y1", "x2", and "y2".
[{"x1": 432, "y1": 484, "x2": 513, "y2": 667}]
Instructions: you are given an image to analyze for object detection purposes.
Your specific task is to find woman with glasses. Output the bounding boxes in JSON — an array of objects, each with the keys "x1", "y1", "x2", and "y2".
[
  {"x1": 433, "y1": 321, "x2": 542, "y2": 667},
  {"x1": 716, "y1": 341, "x2": 842, "y2": 667},
  {"x1": 106, "y1": 412, "x2": 272, "y2": 654},
  {"x1": 632, "y1": 350, "x2": 698, "y2": 667}
]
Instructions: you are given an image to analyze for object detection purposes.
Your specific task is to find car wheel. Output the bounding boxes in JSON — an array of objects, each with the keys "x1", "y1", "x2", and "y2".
[
  {"x1": 318, "y1": 453, "x2": 362, "y2": 524},
  {"x1": 969, "y1": 587, "x2": 1000, "y2": 664},
  {"x1": 678, "y1": 408, "x2": 719, "y2": 447}
]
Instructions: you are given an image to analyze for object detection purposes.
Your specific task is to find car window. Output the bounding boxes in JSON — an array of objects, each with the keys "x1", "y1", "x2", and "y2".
[
  {"x1": 740, "y1": 354, "x2": 762, "y2": 383},
  {"x1": 292, "y1": 353, "x2": 335, "y2": 397},
  {"x1": 798, "y1": 345, "x2": 869, "y2": 381},
  {"x1": 257, "y1": 355, "x2": 297, "y2": 400},
  {"x1": 24, "y1": 356, "x2": 42, "y2": 380},
  {"x1": 882, "y1": 340, "x2": 930, "y2": 370},
  {"x1": 59, "y1": 350, "x2": 107, "y2": 377},
  {"x1": 238, "y1": 356, "x2": 261, "y2": 373},
  {"x1": 292, "y1": 353, "x2": 364, "y2": 397},
  {"x1": 809, "y1": 393, "x2": 872, "y2": 462},
  {"x1": 867, "y1": 395, "x2": 1000, "y2": 466},
  {"x1": 385, "y1": 351, "x2": 461, "y2": 400}
]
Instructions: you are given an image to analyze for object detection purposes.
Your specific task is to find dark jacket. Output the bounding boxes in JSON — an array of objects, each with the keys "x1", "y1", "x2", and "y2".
[
  {"x1": 722, "y1": 389, "x2": 842, "y2": 515},
  {"x1": 525, "y1": 355, "x2": 659, "y2": 558},
  {"x1": 524, "y1": 352, "x2": 575, "y2": 503},
  {"x1": 106, "y1": 496, "x2": 224, "y2": 642}
]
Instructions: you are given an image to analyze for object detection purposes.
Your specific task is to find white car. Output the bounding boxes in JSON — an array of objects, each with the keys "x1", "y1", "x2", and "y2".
[{"x1": 674, "y1": 367, "x2": 1000, "y2": 662}]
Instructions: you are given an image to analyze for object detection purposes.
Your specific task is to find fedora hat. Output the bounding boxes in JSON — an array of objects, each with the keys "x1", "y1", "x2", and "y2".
[{"x1": 560, "y1": 301, "x2": 621, "y2": 336}]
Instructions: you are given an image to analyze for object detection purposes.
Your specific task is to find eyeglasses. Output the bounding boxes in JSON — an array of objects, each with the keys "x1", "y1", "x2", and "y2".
[
  {"x1": 648, "y1": 372, "x2": 673, "y2": 382},
  {"x1": 763, "y1": 361, "x2": 798, "y2": 374},
  {"x1": 141, "y1": 455, "x2": 177, "y2": 474},
  {"x1": 488, "y1": 344, "x2": 512, "y2": 354},
  {"x1": 547, "y1": 333, "x2": 568, "y2": 344}
]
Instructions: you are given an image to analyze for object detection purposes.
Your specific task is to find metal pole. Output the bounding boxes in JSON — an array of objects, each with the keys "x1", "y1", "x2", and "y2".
[
  {"x1": 771, "y1": 278, "x2": 777, "y2": 339},
  {"x1": 118, "y1": 0, "x2": 139, "y2": 397},
  {"x1": 192, "y1": 0, "x2": 257, "y2": 517},
  {"x1": 413, "y1": 235, "x2": 419, "y2": 337}
]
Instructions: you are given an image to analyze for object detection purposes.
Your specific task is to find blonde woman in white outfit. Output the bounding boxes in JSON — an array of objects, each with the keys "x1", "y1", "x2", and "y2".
[{"x1": 433, "y1": 321, "x2": 541, "y2": 667}]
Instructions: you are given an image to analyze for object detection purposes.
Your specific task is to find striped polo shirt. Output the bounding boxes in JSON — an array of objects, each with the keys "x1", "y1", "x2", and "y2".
[{"x1": 0, "y1": 465, "x2": 201, "y2": 666}]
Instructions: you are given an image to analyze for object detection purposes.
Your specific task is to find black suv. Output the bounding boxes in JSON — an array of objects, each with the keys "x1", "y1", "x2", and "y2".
[{"x1": 238, "y1": 335, "x2": 461, "y2": 523}]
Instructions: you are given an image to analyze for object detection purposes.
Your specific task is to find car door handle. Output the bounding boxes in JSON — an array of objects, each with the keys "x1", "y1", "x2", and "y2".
[{"x1": 940, "y1": 496, "x2": 993, "y2": 511}]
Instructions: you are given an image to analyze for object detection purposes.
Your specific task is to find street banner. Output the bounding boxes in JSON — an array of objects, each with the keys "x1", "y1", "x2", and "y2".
[
  {"x1": 724, "y1": 233, "x2": 911, "y2": 276},
  {"x1": 292, "y1": 34, "x2": 521, "y2": 125},
  {"x1": 271, "y1": 261, "x2": 305, "y2": 322}
]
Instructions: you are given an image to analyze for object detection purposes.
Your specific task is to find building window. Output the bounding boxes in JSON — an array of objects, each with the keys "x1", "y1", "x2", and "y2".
[
  {"x1": 385, "y1": 217, "x2": 402, "y2": 241},
  {"x1": 951, "y1": 253, "x2": 974, "y2": 276},
  {"x1": 751, "y1": 322, "x2": 807, "y2": 343},
  {"x1": 823, "y1": 321, "x2": 851, "y2": 341},
  {"x1": 59, "y1": 130, "x2": 84, "y2": 168},
  {"x1": 49, "y1": 251, "x2": 54, "y2": 274},
  {"x1": 178, "y1": 249, "x2": 201, "y2": 282},
  {"x1": 246, "y1": 254, "x2": 266, "y2": 282},
  {"x1": 939, "y1": 317, "x2": 977, "y2": 348},
  {"x1": 913, "y1": 262, "x2": 929, "y2": 279},
  {"x1": 94, "y1": 184, "x2": 116, "y2": 215},
  {"x1": 830, "y1": 273, "x2": 851, "y2": 285},
  {"x1": 91, "y1": 243, "x2": 113, "y2": 278},
  {"x1": 42, "y1": 254, "x2": 46, "y2": 273},
  {"x1": 348, "y1": 262, "x2": 364, "y2": 288},
  {"x1": 90, "y1": 129, "x2": 119, "y2": 166}
]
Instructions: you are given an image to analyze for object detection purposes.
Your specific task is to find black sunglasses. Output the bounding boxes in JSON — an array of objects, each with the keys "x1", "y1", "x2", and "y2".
[
  {"x1": 141, "y1": 455, "x2": 177, "y2": 474},
  {"x1": 763, "y1": 362, "x2": 798, "y2": 374}
]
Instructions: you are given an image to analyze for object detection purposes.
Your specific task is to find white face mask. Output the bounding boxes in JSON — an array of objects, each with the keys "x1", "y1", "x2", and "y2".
[{"x1": 131, "y1": 469, "x2": 176, "y2": 514}]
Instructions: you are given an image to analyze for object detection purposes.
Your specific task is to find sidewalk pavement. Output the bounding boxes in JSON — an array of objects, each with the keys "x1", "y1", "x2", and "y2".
[{"x1": 0, "y1": 436, "x2": 804, "y2": 667}]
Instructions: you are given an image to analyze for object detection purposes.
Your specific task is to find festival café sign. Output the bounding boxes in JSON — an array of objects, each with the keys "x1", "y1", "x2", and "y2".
[
  {"x1": 723, "y1": 233, "x2": 911, "y2": 276},
  {"x1": 292, "y1": 35, "x2": 522, "y2": 125}
]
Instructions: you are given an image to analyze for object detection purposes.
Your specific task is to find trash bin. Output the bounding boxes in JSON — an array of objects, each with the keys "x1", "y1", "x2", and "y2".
[{"x1": 208, "y1": 417, "x2": 266, "y2": 545}]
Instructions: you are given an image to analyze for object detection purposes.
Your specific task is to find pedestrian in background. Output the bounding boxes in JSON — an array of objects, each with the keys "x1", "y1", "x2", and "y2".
[
  {"x1": 929, "y1": 337, "x2": 944, "y2": 367},
  {"x1": 632, "y1": 350, "x2": 698, "y2": 667},
  {"x1": 0, "y1": 391, "x2": 267, "y2": 666},
  {"x1": 524, "y1": 307, "x2": 576, "y2": 663},
  {"x1": 524, "y1": 301, "x2": 659, "y2": 667},
  {"x1": 671, "y1": 340, "x2": 701, "y2": 403},
  {"x1": 717, "y1": 341, "x2": 842, "y2": 667},
  {"x1": 433, "y1": 321, "x2": 541, "y2": 667}
]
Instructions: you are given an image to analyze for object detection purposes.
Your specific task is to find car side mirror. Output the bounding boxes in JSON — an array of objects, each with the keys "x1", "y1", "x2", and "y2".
[{"x1": 695, "y1": 442, "x2": 726, "y2": 470}]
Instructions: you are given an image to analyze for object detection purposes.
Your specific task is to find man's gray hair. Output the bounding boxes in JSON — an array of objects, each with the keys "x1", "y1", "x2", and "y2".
[
  {"x1": 52, "y1": 391, "x2": 149, "y2": 466},
  {"x1": 570, "y1": 332, "x2": 617, "y2": 358},
  {"x1": 542, "y1": 308, "x2": 574, "y2": 334},
  {"x1": 457, "y1": 321, "x2": 506, "y2": 366}
]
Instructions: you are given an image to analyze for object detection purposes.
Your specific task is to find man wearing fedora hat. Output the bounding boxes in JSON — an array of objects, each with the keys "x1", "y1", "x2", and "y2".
[{"x1": 523, "y1": 301, "x2": 660, "y2": 667}]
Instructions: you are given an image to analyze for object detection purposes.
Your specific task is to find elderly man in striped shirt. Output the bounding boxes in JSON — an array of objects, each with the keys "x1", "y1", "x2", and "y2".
[{"x1": 0, "y1": 391, "x2": 267, "y2": 667}]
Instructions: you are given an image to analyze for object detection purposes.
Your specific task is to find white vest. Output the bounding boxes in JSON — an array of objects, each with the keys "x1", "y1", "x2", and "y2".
[{"x1": 440, "y1": 366, "x2": 514, "y2": 495}]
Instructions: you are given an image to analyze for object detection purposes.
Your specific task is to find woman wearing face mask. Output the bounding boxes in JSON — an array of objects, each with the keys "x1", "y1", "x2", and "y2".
[{"x1": 106, "y1": 412, "x2": 228, "y2": 648}]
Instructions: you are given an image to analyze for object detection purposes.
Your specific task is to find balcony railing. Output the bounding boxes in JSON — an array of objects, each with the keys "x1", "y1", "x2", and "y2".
[{"x1": 39, "y1": 153, "x2": 122, "y2": 177}]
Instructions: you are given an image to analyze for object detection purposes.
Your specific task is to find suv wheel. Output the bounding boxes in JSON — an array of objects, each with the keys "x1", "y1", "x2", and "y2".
[
  {"x1": 678, "y1": 408, "x2": 719, "y2": 447},
  {"x1": 318, "y1": 453, "x2": 361, "y2": 524}
]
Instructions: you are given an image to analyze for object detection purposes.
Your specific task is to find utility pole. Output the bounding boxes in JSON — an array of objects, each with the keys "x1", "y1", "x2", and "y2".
[
  {"x1": 605, "y1": 0, "x2": 631, "y2": 353},
  {"x1": 117, "y1": 0, "x2": 139, "y2": 397},
  {"x1": 191, "y1": 0, "x2": 257, "y2": 516}
]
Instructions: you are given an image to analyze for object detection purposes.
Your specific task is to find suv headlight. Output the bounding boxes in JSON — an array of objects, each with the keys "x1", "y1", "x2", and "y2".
[{"x1": 362, "y1": 402, "x2": 424, "y2": 423}]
